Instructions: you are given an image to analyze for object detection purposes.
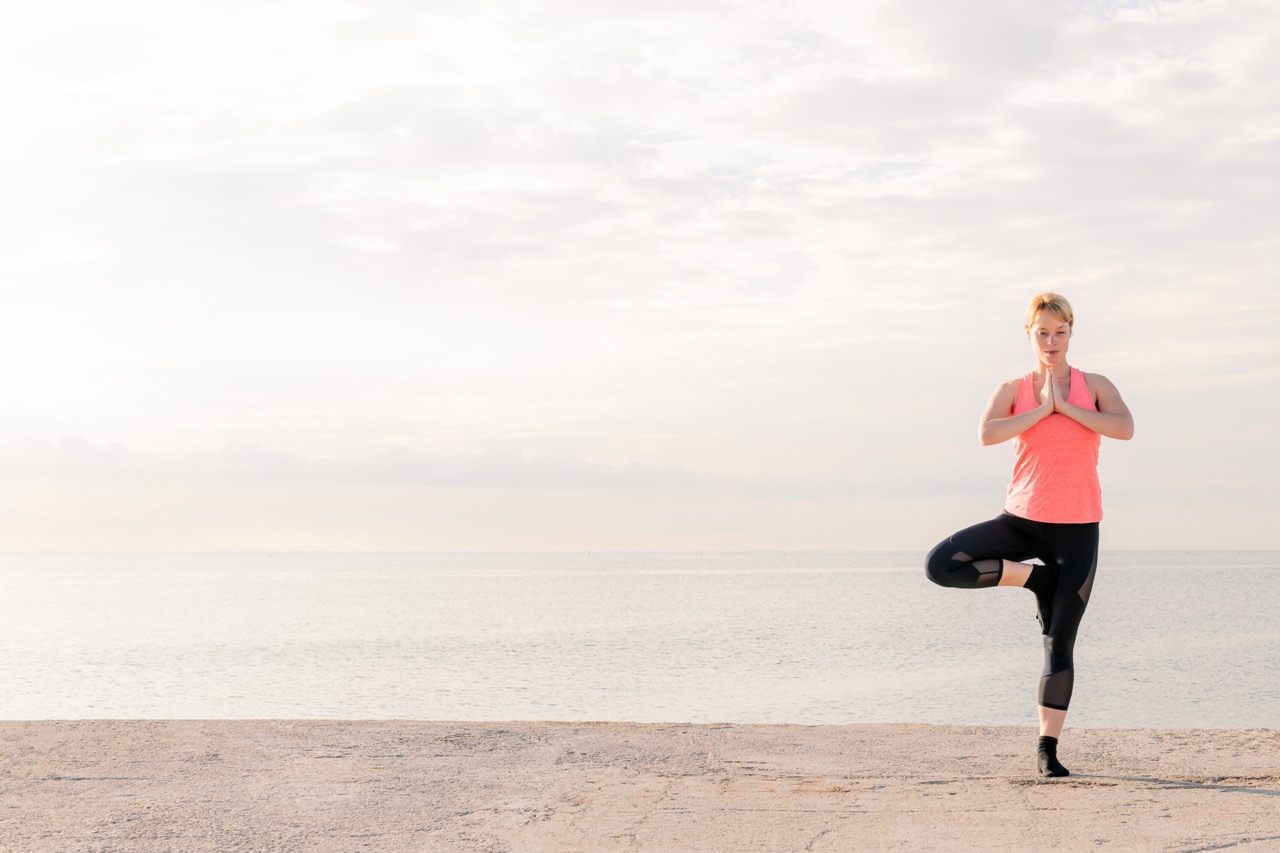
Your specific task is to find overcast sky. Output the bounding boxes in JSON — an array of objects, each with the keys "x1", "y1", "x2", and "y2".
[{"x1": 1, "y1": 0, "x2": 1277, "y2": 550}]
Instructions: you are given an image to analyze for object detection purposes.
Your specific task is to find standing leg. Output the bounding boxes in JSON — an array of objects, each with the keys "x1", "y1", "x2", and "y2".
[
  {"x1": 1034, "y1": 522, "x2": 1100, "y2": 777},
  {"x1": 1039, "y1": 706, "x2": 1067, "y2": 739}
]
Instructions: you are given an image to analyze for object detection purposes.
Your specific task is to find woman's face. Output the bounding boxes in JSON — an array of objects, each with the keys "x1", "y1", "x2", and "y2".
[{"x1": 1027, "y1": 310, "x2": 1071, "y2": 368}]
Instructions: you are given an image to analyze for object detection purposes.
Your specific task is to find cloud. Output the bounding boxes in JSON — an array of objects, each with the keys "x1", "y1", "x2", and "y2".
[
  {"x1": 0, "y1": 0, "x2": 1276, "y2": 547},
  {"x1": 0, "y1": 436, "x2": 964, "y2": 499}
]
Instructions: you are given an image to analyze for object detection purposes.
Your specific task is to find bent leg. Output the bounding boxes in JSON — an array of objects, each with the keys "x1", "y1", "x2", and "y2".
[
  {"x1": 999, "y1": 560, "x2": 1034, "y2": 587},
  {"x1": 925, "y1": 515, "x2": 1036, "y2": 590}
]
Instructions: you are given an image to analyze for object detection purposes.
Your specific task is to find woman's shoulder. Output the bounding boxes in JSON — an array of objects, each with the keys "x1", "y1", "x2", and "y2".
[
  {"x1": 1080, "y1": 370, "x2": 1120, "y2": 392},
  {"x1": 996, "y1": 373, "x2": 1031, "y2": 392},
  {"x1": 987, "y1": 375, "x2": 1027, "y2": 406}
]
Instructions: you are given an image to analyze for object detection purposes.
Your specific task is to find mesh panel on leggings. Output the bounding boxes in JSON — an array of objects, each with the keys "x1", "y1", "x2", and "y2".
[
  {"x1": 945, "y1": 551, "x2": 1002, "y2": 589},
  {"x1": 1038, "y1": 646, "x2": 1074, "y2": 711}
]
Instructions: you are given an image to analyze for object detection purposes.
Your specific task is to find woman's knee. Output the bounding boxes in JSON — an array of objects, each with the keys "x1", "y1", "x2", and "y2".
[{"x1": 925, "y1": 540, "x2": 961, "y2": 587}]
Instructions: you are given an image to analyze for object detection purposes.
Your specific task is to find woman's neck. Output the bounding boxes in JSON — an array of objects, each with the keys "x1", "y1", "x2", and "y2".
[{"x1": 1036, "y1": 362, "x2": 1071, "y2": 381}]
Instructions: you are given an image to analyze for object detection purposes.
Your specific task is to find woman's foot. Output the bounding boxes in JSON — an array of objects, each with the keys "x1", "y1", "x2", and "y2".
[
  {"x1": 1023, "y1": 564, "x2": 1058, "y2": 635},
  {"x1": 1037, "y1": 736, "x2": 1069, "y2": 777},
  {"x1": 1033, "y1": 591, "x2": 1053, "y2": 635}
]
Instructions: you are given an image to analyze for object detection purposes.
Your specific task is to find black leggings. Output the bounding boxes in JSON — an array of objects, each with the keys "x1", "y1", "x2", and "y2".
[{"x1": 925, "y1": 512, "x2": 1099, "y2": 711}]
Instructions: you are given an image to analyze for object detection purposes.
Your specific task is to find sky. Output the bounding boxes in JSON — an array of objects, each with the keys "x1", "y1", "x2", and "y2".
[{"x1": 1, "y1": 0, "x2": 1277, "y2": 550}]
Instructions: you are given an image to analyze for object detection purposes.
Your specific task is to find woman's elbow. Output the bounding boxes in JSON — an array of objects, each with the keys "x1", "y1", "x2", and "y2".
[{"x1": 1108, "y1": 420, "x2": 1134, "y2": 440}]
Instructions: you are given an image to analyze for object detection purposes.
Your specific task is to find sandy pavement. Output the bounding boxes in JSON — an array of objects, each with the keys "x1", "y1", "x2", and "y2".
[{"x1": 1, "y1": 721, "x2": 1277, "y2": 851}]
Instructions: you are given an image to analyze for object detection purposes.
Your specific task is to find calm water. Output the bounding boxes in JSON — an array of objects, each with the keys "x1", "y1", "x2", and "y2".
[{"x1": 1, "y1": 552, "x2": 1275, "y2": 727}]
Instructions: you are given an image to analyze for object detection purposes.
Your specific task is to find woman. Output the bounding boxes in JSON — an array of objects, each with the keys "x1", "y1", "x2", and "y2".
[{"x1": 925, "y1": 293, "x2": 1133, "y2": 778}]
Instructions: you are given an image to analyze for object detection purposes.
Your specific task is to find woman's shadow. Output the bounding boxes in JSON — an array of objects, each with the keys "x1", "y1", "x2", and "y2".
[{"x1": 1065, "y1": 773, "x2": 1280, "y2": 798}]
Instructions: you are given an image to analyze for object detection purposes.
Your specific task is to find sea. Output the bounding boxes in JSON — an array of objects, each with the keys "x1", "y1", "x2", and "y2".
[{"x1": 1, "y1": 552, "x2": 1275, "y2": 728}]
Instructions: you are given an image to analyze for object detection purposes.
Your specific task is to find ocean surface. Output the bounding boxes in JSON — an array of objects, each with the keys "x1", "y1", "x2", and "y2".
[{"x1": 1, "y1": 552, "x2": 1275, "y2": 728}]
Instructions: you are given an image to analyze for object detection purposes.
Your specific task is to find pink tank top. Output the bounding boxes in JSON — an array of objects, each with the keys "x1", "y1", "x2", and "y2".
[{"x1": 1004, "y1": 367, "x2": 1103, "y2": 523}]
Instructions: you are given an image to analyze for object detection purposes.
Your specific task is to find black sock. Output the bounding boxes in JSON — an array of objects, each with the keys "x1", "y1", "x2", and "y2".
[
  {"x1": 1038, "y1": 735, "x2": 1069, "y2": 777},
  {"x1": 1023, "y1": 564, "x2": 1058, "y2": 635}
]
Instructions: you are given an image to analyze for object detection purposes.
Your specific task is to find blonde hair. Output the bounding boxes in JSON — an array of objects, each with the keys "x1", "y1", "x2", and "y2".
[{"x1": 1025, "y1": 292, "x2": 1074, "y2": 329}]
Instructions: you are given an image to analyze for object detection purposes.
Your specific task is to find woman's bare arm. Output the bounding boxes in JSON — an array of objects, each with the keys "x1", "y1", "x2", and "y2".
[
  {"x1": 979, "y1": 379, "x2": 1053, "y2": 446},
  {"x1": 1056, "y1": 373, "x2": 1134, "y2": 440}
]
